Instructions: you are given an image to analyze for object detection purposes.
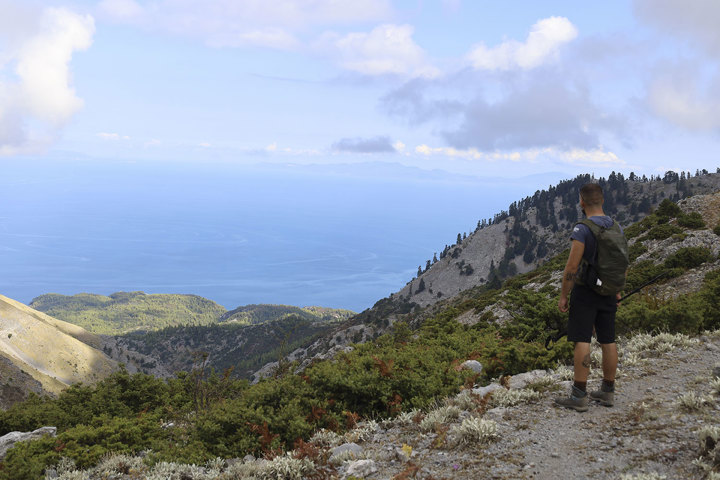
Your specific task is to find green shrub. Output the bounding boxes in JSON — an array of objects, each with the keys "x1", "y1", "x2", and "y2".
[
  {"x1": 677, "y1": 212, "x2": 706, "y2": 229},
  {"x1": 628, "y1": 242, "x2": 648, "y2": 262},
  {"x1": 663, "y1": 247, "x2": 714, "y2": 269},
  {"x1": 655, "y1": 199, "x2": 682, "y2": 218},
  {"x1": 625, "y1": 216, "x2": 655, "y2": 240},
  {"x1": 645, "y1": 223, "x2": 683, "y2": 240},
  {"x1": 713, "y1": 225, "x2": 720, "y2": 236}
]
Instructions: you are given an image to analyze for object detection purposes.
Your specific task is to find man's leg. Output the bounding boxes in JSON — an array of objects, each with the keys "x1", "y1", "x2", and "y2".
[
  {"x1": 574, "y1": 341, "x2": 591, "y2": 384},
  {"x1": 600, "y1": 342, "x2": 617, "y2": 382}
]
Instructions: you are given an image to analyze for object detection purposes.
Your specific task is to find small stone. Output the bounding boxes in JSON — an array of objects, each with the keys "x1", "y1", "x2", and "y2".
[
  {"x1": 473, "y1": 383, "x2": 503, "y2": 397},
  {"x1": 460, "y1": 360, "x2": 483, "y2": 374},
  {"x1": 508, "y1": 370, "x2": 548, "y2": 389},
  {"x1": 330, "y1": 442, "x2": 363, "y2": 461},
  {"x1": 346, "y1": 459, "x2": 377, "y2": 477},
  {"x1": 713, "y1": 363, "x2": 720, "y2": 378}
]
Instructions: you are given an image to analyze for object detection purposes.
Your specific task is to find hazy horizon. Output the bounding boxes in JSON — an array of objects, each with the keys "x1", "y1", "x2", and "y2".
[{"x1": 1, "y1": 158, "x2": 570, "y2": 312}]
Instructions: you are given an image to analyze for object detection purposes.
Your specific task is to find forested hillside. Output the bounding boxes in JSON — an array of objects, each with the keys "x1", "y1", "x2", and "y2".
[{"x1": 30, "y1": 292, "x2": 227, "y2": 335}]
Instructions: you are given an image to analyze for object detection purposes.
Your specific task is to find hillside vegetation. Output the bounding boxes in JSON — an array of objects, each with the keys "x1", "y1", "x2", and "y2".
[
  {"x1": 30, "y1": 292, "x2": 227, "y2": 335},
  {"x1": 115, "y1": 315, "x2": 344, "y2": 379},
  {"x1": 219, "y1": 304, "x2": 354, "y2": 325},
  {"x1": 2, "y1": 191, "x2": 719, "y2": 479}
]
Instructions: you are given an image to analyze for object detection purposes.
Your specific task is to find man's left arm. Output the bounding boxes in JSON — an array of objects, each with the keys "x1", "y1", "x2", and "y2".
[{"x1": 558, "y1": 240, "x2": 585, "y2": 312}]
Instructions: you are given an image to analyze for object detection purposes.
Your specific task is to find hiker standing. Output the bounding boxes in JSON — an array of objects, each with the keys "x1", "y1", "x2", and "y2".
[{"x1": 555, "y1": 183, "x2": 629, "y2": 411}]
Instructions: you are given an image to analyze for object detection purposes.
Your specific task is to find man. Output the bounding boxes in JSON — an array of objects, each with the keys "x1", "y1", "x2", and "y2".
[{"x1": 554, "y1": 183, "x2": 626, "y2": 412}]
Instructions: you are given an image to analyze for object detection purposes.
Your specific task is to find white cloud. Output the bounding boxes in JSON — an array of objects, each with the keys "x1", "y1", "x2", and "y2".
[
  {"x1": 99, "y1": 0, "x2": 392, "y2": 50},
  {"x1": 97, "y1": 132, "x2": 130, "y2": 140},
  {"x1": 325, "y1": 24, "x2": 439, "y2": 77},
  {"x1": 413, "y1": 144, "x2": 623, "y2": 166},
  {"x1": 0, "y1": 5, "x2": 94, "y2": 155},
  {"x1": 467, "y1": 16, "x2": 578, "y2": 71},
  {"x1": 634, "y1": 1, "x2": 720, "y2": 132},
  {"x1": 647, "y1": 68, "x2": 720, "y2": 131}
]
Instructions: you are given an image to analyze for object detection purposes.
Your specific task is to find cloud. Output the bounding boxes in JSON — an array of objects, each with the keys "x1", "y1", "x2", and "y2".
[
  {"x1": 646, "y1": 63, "x2": 720, "y2": 131},
  {"x1": 634, "y1": 0, "x2": 720, "y2": 55},
  {"x1": 99, "y1": 0, "x2": 392, "y2": 50},
  {"x1": 97, "y1": 132, "x2": 130, "y2": 140},
  {"x1": 0, "y1": 5, "x2": 94, "y2": 155},
  {"x1": 383, "y1": 75, "x2": 625, "y2": 151},
  {"x1": 634, "y1": 1, "x2": 720, "y2": 132},
  {"x1": 332, "y1": 136, "x2": 397, "y2": 153},
  {"x1": 321, "y1": 24, "x2": 439, "y2": 77},
  {"x1": 467, "y1": 17, "x2": 578, "y2": 71},
  {"x1": 414, "y1": 144, "x2": 624, "y2": 166}
]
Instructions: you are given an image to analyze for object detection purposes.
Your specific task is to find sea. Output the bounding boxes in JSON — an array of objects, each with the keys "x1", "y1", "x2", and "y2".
[{"x1": 0, "y1": 158, "x2": 561, "y2": 312}]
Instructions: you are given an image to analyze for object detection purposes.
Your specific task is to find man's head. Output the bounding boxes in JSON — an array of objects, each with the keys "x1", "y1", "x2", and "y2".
[{"x1": 579, "y1": 183, "x2": 604, "y2": 208}]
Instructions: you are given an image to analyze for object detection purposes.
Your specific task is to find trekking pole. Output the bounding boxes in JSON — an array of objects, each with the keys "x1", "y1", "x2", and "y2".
[
  {"x1": 544, "y1": 271, "x2": 667, "y2": 350},
  {"x1": 617, "y1": 271, "x2": 666, "y2": 303}
]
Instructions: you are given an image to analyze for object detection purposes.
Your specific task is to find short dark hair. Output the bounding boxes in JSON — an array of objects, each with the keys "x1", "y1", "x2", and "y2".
[{"x1": 580, "y1": 183, "x2": 604, "y2": 207}]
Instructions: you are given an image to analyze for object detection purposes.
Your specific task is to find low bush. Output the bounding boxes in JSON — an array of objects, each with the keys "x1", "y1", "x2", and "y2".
[
  {"x1": 644, "y1": 223, "x2": 683, "y2": 241},
  {"x1": 664, "y1": 247, "x2": 714, "y2": 269},
  {"x1": 628, "y1": 242, "x2": 648, "y2": 262},
  {"x1": 677, "y1": 212, "x2": 706, "y2": 229}
]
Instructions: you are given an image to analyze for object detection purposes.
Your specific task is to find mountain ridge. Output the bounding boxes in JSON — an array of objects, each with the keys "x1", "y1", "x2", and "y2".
[{"x1": 0, "y1": 294, "x2": 118, "y2": 407}]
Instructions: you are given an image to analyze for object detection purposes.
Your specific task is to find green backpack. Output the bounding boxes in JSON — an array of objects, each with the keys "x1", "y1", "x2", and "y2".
[{"x1": 576, "y1": 218, "x2": 629, "y2": 296}]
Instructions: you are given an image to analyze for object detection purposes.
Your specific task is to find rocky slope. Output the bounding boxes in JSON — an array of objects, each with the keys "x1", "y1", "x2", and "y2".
[{"x1": 0, "y1": 295, "x2": 118, "y2": 408}]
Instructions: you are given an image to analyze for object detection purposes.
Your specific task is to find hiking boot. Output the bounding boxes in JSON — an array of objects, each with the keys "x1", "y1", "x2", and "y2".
[
  {"x1": 589, "y1": 388, "x2": 614, "y2": 407},
  {"x1": 554, "y1": 387, "x2": 589, "y2": 412}
]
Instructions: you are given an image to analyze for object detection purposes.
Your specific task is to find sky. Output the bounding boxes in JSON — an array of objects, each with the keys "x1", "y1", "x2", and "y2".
[
  {"x1": 2, "y1": 1, "x2": 720, "y2": 310},
  {"x1": 1, "y1": 0, "x2": 720, "y2": 177}
]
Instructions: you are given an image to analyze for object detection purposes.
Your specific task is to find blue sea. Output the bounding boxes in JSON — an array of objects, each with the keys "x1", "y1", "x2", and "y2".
[{"x1": 0, "y1": 158, "x2": 560, "y2": 312}]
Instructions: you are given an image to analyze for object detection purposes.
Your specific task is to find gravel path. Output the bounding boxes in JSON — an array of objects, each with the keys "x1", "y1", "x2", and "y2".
[{"x1": 334, "y1": 333, "x2": 720, "y2": 480}]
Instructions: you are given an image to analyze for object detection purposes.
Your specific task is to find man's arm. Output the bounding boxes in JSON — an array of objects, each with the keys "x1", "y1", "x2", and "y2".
[{"x1": 558, "y1": 240, "x2": 585, "y2": 312}]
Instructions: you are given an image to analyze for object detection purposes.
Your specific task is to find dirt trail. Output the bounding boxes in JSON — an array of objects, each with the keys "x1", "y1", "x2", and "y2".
[{"x1": 344, "y1": 334, "x2": 720, "y2": 480}]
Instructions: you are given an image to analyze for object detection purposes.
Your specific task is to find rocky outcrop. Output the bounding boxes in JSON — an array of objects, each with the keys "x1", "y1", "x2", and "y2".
[{"x1": 0, "y1": 427, "x2": 56, "y2": 460}]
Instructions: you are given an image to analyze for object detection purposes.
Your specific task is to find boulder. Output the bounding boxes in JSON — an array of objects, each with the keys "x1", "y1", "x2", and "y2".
[
  {"x1": 472, "y1": 383, "x2": 503, "y2": 397},
  {"x1": 460, "y1": 360, "x2": 483, "y2": 374},
  {"x1": 508, "y1": 369, "x2": 548, "y2": 389},
  {"x1": 330, "y1": 442, "x2": 363, "y2": 461},
  {"x1": 345, "y1": 459, "x2": 377, "y2": 477},
  {"x1": 0, "y1": 426, "x2": 56, "y2": 459}
]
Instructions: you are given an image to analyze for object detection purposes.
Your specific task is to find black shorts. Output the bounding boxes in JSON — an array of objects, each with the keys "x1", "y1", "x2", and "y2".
[{"x1": 567, "y1": 284, "x2": 617, "y2": 344}]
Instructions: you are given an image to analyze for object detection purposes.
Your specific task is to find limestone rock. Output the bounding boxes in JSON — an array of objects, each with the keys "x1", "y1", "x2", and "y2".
[
  {"x1": 473, "y1": 383, "x2": 503, "y2": 397},
  {"x1": 345, "y1": 459, "x2": 377, "y2": 477},
  {"x1": 0, "y1": 426, "x2": 56, "y2": 459},
  {"x1": 508, "y1": 369, "x2": 548, "y2": 389},
  {"x1": 460, "y1": 360, "x2": 483, "y2": 374},
  {"x1": 330, "y1": 442, "x2": 363, "y2": 461}
]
